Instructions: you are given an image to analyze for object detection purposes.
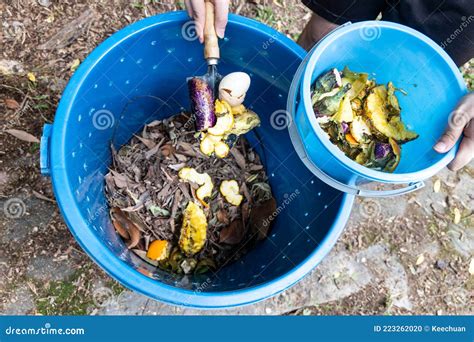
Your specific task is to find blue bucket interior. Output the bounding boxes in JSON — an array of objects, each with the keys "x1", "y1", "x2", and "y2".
[
  {"x1": 302, "y1": 21, "x2": 467, "y2": 180},
  {"x1": 50, "y1": 12, "x2": 353, "y2": 306}
]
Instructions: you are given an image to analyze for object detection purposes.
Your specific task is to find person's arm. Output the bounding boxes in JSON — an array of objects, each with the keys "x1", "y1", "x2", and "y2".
[
  {"x1": 434, "y1": 93, "x2": 474, "y2": 171},
  {"x1": 185, "y1": 0, "x2": 229, "y2": 43}
]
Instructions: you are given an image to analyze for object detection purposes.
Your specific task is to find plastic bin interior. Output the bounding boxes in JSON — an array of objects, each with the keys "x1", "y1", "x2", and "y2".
[{"x1": 43, "y1": 12, "x2": 354, "y2": 307}]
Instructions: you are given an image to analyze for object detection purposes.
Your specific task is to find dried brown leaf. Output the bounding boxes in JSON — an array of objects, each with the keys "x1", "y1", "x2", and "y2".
[
  {"x1": 109, "y1": 170, "x2": 128, "y2": 189},
  {"x1": 110, "y1": 208, "x2": 130, "y2": 239},
  {"x1": 135, "y1": 135, "x2": 156, "y2": 149},
  {"x1": 110, "y1": 208, "x2": 142, "y2": 248},
  {"x1": 176, "y1": 141, "x2": 197, "y2": 157},
  {"x1": 230, "y1": 148, "x2": 246, "y2": 170},
  {"x1": 127, "y1": 222, "x2": 141, "y2": 249},
  {"x1": 4, "y1": 98, "x2": 20, "y2": 109},
  {"x1": 219, "y1": 220, "x2": 245, "y2": 245},
  {"x1": 161, "y1": 144, "x2": 175, "y2": 157},
  {"x1": 216, "y1": 209, "x2": 230, "y2": 225},
  {"x1": 249, "y1": 198, "x2": 277, "y2": 240},
  {"x1": 5, "y1": 129, "x2": 39, "y2": 143}
]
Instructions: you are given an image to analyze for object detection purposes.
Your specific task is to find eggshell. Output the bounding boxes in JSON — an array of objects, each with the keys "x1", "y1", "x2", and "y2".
[{"x1": 218, "y1": 72, "x2": 251, "y2": 107}]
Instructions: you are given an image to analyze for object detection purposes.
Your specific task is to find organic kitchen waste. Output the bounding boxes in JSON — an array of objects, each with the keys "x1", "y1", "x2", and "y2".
[
  {"x1": 105, "y1": 72, "x2": 276, "y2": 275},
  {"x1": 312, "y1": 67, "x2": 419, "y2": 172}
]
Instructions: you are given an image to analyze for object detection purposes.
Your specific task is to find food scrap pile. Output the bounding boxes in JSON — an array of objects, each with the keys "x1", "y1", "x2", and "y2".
[
  {"x1": 105, "y1": 72, "x2": 276, "y2": 275},
  {"x1": 312, "y1": 67, "x2": 419, "y2": 172}
]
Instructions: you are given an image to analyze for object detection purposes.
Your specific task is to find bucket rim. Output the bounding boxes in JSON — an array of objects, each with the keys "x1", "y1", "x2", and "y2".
[
  {"x1": 50, "y1": 11, "x2": 355, "y2": 308},
  {"x1": 301, "y1": 20, "x2": 467, "y2": 184}
]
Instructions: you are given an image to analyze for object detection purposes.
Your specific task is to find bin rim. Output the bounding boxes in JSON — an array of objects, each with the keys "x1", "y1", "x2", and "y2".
[
  {"x1": 301, "y1": 20, "x2": 467, "y2": 184},
  {"x1": 50, "y1": 11, "x2": 355, "y2": 308}
]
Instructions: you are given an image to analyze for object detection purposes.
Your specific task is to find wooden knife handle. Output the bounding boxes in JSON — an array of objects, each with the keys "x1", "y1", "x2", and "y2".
[{"x1": 204, "y1": 0, "x2": 220, "y2": 60}]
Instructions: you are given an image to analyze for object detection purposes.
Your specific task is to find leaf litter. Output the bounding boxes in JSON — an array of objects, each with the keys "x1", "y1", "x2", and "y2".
[{"x1": 105, "y1": 112, "x2": 275, "y2": 275}]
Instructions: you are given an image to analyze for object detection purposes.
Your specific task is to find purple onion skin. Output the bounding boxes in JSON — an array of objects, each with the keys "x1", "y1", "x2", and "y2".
[
  {"x1": 341, "y1": 122, "x2": 349, "y2": 134},
  {"x1": 188, "y1": 77, "x2": 217, "y2": 131},
  {"x1": 374, "y1": 142, "x2": 392, "y2": 160}
]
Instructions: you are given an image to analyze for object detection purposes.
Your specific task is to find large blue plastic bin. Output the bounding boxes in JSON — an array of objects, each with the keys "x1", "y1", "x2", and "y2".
[{"x1": 40, "y1": 12, "x2": 354, "y2": 308}]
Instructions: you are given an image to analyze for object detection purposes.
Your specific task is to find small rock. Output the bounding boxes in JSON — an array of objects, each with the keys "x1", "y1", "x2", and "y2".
[
  {"x1": 265, "y1": 307, "x2": 272, "y2": 314},
  {"x1": 302, "y1": 308, "x2": 312, "y2": 315},
  {"x1": 435, "y1": 260, "x2": 447, "y2": 270},
  {"x1": 469, "y1": 258, "x2": 474, "y2": 276},
  {"x1": 433, "y1": 179, "x2": 441, "y2": 193},
  {"x1": 416, "y1": 254, "x2": 425, "y2": 266},
  {"x1": 38, "y1": 0, "x2": 51, "y2": 7},
  {"x1": 453, "y1": 207, "x2": 461, "y2": 224},
  {"x1": 0, "y1": 59, "x2": 24, "y2": 75}
]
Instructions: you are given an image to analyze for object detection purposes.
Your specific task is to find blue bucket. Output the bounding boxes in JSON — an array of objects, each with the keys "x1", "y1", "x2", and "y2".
[
  {"x1": 288, "y1": 21, "x2": 468, "y2": 197},
  {"x1": 40, "y1": 12, "x2": 354, "y2": 308}
]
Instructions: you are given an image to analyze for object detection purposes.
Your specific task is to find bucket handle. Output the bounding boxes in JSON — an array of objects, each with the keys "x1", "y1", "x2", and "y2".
[
  {"x1": 286, "y1": 29, "x2": 425, "y2": 198},
  {"x1": 40, "y1": 123, "x2": 53, "y2": 176}
]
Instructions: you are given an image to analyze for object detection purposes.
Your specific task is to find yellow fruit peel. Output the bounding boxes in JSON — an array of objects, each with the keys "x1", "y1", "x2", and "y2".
[
  {"x1": 214, "y1": 141, "x2": 230, "y2": 158},
  {"x1": 178, "y1": 167, "x2": 214, "y2": 205},
  {"x1": 220, "y1": 180, "x2": 243, "y2": 206},
  {"x1": 215, "y1": 99, "x2": 232, "y2": 116},
  {"x1": 207, "y1": 113, "x2": 234, "y2": 136},
  {"x1": 179, "y1": 202, "x2": 208, "y2": 255}
]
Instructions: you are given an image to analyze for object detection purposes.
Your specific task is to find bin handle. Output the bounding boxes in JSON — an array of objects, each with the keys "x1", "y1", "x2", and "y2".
[
  {"x1": 40, "y1": 124, "x2": 53, "y2": 176},
  {"x1": 286, "y1": 31, "x2": 425, "y2": 198}
]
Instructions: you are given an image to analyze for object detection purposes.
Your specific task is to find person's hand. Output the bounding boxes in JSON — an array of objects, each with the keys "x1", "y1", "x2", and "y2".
[
  {"x1": 185, "y1": 0, "x2": 229, "y2": 43},
  {"x1": 434, "y1": 92, "x2": 474, "y2": 171}
]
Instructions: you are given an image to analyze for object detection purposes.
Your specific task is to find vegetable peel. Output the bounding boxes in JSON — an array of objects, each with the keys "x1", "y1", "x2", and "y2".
[
  {"x1": 178, "y1": 167, "x2": 214, "y2": 206},
  {"x1": 178, "y1": 201, "x2": 207, "y2": 255},
  {"x1": 220, "y1": 180, "x2": 243, "y2": 206}
]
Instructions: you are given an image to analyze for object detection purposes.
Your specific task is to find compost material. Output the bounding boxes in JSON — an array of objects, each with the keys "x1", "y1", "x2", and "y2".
[
  {"x1": 312, "y1": 66, "x2": 419, "y2": 172},
  {"x1": 104, "y1": 112, "x2": 275, "y2": 275}
]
